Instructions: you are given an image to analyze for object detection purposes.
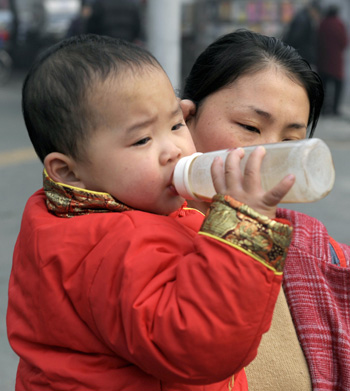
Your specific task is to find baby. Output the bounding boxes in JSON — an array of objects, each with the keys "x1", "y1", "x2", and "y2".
[{"x1": 7, "y1": 34, "x2": 294, "y2": 391}]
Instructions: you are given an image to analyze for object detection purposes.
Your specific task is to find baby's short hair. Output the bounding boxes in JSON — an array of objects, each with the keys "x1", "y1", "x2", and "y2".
[{"x1": 22, "y1": 34, "x2": 162, "y2": 162}]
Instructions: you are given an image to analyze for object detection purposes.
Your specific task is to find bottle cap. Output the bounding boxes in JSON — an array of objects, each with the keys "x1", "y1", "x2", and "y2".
[
  {"x1": 302, "y1": 138, "x2": 335, "y2": 201},
  {"x1": 173, "y1": 153, "x2": 202, "y2": 200}
]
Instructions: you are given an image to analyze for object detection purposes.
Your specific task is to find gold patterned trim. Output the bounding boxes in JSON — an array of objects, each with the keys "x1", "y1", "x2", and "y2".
[
  {"x1": 199, "y1": 195, "x2": 293, "y2": 273},
  {"x1": 228, "y1": 373, "x2": 235, "y2": 390},
  {"x1": 43, "y1": 170, "x2": 132, "y2": 217}
]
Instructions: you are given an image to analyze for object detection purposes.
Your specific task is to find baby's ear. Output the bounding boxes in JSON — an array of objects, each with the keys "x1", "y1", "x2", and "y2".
[
  {"x1": 180, "y1": 99, "x2": 197, "y2": 123},
  {"x1": 44, "y1": 152, "x2": 84, "y2": 188}
]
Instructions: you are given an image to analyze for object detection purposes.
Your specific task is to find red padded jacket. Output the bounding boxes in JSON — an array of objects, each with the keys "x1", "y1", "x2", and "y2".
[{"x1": 7, "y1": 186, "x2": 292, "y2": 391}]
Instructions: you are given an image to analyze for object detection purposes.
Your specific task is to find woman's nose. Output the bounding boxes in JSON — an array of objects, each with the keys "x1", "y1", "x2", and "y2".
[{"x1": 261, "y1": 133, "x2": 283, "y2": 144}]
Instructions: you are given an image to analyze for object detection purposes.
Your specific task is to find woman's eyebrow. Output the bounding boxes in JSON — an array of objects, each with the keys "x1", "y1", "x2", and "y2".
[
  {"x1": 247, "y1": 105, "x2": 307, "y2": 129},
  {"x1": 287, "y1": 122, "x2": 308, "y2": 130},
  {"x1": 247, "y1": 106, "x2": 271, "y2": 119}
]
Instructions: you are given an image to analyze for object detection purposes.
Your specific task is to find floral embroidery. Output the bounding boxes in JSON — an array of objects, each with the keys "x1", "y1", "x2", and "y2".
[
  {"x1": 228, "y1": 374, "x2": 235, "y2": 390},
  {"x1": 43, "y1": 170, "x2": 132, "y2": 217},
  {"x1": 200, "y1": 194, "x2": 292, "y2": 272}
]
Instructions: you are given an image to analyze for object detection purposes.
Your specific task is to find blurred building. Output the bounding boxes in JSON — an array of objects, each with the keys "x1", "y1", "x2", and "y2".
[
  {"x1": 3, "y1": 0, "x2": 350, "y2": 104},
  {"x1": 181, "y1": 0, "x2": 308, "y2": 83},
  {"x1": 3, "y1": 0, "x2": 80, "y2": 68},
  {"x1": 180, "y1": 0, "x2": 350, "y2": 99}
]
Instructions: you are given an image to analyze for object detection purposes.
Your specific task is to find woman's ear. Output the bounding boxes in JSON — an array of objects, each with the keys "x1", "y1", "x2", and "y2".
[
  {"x1": 44, "y1": 152, "x2": 85, "y2": 188},
  {"x1": 180, "y1": 99, "x2": 197, "y2": 125}
]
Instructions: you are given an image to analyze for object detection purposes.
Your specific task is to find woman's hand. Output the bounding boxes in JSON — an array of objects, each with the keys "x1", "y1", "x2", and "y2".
[{"x1": 211, "y1": 147, "x2": 295, "y2": 219}]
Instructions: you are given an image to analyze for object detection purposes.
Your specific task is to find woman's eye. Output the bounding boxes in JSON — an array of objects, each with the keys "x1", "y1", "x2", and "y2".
[
  {"x1": 172, "y1": 123, "x2": 185, "y2": 131},
  {"x1": 240, "y1": 124, "x2": 260, "y2": 134},
  {"x1": 133, "y1": 137, "x2": 150, "y2": 146}
]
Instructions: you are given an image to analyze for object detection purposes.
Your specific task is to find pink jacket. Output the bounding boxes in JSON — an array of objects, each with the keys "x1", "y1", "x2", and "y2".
[{"x1": 277, "y1": 208, "x2": 350, "y2": 390}]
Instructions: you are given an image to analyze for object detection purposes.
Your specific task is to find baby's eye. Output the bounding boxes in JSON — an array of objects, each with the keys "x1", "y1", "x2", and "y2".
[
  {"x1": 172, "y1": 123, "x2": 185, "y2": 131},
  {"x1": 133, "y1": 137, "x2": 150, "y2": 146},
  {"x1": 240, "y1": 124, "x2": 260, "y2": 134}
]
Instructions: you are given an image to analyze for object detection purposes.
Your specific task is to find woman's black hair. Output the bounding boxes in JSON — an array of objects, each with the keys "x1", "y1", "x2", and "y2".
[
  {"x1": 182, "y1": 29, "x2": 324, "y2": 137},
  {"x1": 22, "y1": 34, "x2": 162, "y2": 162}
]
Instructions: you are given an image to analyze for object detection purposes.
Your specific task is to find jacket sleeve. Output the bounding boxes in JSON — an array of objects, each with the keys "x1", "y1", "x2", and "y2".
[{"x1": 83, "y1": 195, "x2": 292, "y2": 384}]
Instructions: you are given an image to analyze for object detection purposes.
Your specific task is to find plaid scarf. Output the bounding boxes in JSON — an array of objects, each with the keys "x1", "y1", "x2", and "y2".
[{"x1": 277, "y1": 207, "x2": 350, "y2": 391}]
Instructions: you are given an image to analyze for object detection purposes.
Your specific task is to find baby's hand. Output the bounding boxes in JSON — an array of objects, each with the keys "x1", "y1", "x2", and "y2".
[{"x1": 211, "y1": 147, "x2": 295, "y2": 219}]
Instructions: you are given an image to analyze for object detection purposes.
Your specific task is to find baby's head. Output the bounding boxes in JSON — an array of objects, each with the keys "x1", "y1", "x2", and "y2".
[
  {"x1": 23, "y1": 34, "x2": 161, "y2": 163},
  {"x1": 23, "y1": 34, "x2": 196, "y2": 215}
]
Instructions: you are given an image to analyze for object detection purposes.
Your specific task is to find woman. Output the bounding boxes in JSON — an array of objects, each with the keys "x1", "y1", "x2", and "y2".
[{"x1": 181, "y1": 29, "x2": 350, "y2": 391}]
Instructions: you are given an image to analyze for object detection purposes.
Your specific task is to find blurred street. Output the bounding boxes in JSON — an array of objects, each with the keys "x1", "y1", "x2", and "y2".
[
  {"x1": 0, "y1": 0, "x2": 349, "y2": 389},
  {"x1": 0, "y1": 71, "x2": 42, "y2": 391},
  {"x1": 1, "y1": 66, "x2": 350, "y2": 389}
]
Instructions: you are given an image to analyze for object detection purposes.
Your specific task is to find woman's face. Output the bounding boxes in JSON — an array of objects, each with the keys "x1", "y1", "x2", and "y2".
[{"x1": 182, "y1": 67, "x2": 310, "y2": 152}]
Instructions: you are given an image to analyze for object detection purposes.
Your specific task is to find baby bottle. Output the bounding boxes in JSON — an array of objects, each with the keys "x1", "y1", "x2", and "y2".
[{"x1": 173, "y1": 138, "x2": 335, "y2": 203}]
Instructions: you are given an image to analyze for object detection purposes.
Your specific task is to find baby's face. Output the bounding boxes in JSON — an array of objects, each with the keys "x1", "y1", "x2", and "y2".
[{"x1": 74, "y1": 67, "x2": 196, "y2": 215}]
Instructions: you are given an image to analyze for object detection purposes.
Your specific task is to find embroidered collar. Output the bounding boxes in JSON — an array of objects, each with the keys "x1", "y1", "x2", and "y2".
[{"x1": 43, "y1": 170, "x2": 132, "y2": 217}]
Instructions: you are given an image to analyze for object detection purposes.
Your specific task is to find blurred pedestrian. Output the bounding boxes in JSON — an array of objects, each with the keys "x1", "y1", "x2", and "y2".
[
  {"x1": 86, "y1": 0, "x2": 143, "y2": 44},
  {"x1": 66, "y1": 1, "x2": 94, "y2": 37},
  {"x1": 282, "y1": 0, "x2": 322, "y2": 69},
  {"x1": 317, "y1": 5, "x2": 348, "y2": 116}
]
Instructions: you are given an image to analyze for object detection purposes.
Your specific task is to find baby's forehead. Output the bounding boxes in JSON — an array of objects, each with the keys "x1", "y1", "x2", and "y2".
[
  {"x1": 89, "y1": 65, "x2": 170, "y2": 101},
  {"x1": 104, "y1": 62, "x2": 165, "y2": 82},
  {"x1": 86, "y1": 64, "x2": 174, "y2": 122}
]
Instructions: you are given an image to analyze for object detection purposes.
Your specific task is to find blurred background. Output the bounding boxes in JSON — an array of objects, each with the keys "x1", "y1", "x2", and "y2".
[
  {"x1": 0, "y1": 0, "x2": 349, "y2": 92},
  {"x1": 0, "y1": 0, "x2": 349, "y2": 390}
]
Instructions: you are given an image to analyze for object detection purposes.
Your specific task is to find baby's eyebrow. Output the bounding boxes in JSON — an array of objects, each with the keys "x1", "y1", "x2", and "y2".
[
  {"x1": 127, "y1": 117, "x2": 156, "y2": 133},
  {"x1": 172, "y1": 103, "x2": 183, "y2": 116},
  {"x1": 126, "y1": 105, "x2": 183, "y2": 133},
  {"x1": 166, "y1": 103, "x2": 184, "y2": 121}
]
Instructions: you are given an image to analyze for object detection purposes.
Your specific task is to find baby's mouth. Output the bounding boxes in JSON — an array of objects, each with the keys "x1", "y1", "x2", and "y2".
[{"x1": 169, "y1": 184, "x2": 178, "y2": 195}]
